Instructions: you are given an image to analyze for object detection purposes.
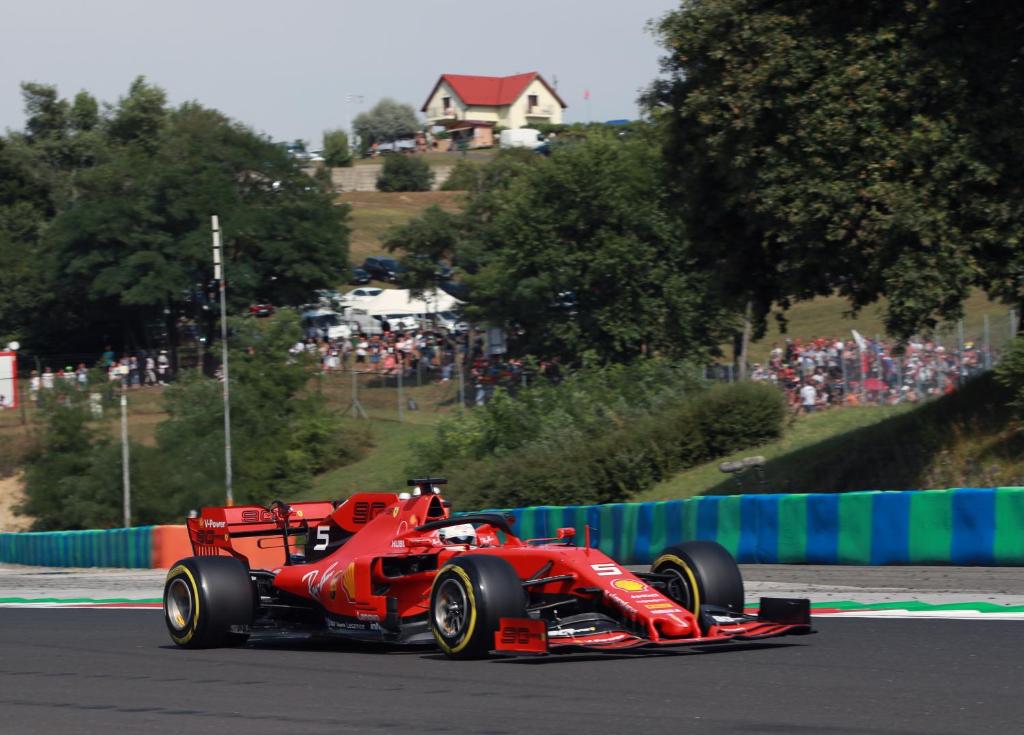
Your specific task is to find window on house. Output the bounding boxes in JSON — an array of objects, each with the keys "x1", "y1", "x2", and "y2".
[
  {"x1": 442, "y1": 96, "x2": 451, "y2": 110},
  {"x1": 528, "y1": 94, "x2": 538, "y2": 110}
]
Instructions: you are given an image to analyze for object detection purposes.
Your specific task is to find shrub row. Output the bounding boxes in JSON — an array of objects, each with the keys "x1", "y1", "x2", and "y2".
[{"x1": 445, "y1": 381, "x2": 786, "y2": 510}]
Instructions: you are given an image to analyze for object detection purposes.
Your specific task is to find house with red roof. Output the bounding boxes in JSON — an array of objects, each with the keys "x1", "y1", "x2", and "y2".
[{"x1": 421, "y1": 72, "x2": 567, "y2": 147}]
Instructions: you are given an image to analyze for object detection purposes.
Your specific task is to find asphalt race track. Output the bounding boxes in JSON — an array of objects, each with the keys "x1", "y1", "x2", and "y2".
[{"x1": 1, "y1": 609, "x2": 1021, "y2": 734}]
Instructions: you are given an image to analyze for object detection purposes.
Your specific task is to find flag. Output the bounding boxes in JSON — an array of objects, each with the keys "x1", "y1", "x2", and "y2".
[
  {"x1": 583, "y1": 88, "x2": 590, "y2": 100},
  {"x1": 851, "y1": 329, "x2": 867, "y2": 351}
]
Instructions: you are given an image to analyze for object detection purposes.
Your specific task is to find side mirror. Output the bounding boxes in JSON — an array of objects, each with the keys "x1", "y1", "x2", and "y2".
[{"x1": 556, "y1": 527, "x2": 576, "y2": 540}]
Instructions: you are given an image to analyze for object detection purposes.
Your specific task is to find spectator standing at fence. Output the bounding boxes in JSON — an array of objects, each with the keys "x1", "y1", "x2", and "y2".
[
  {"x1": 157, "y1": 350, "x2": 171, "y2": 385},
  {"x1": 76, "y1": 363, "x2": 89, "y2": 390},
  {"x1": 144, "y1": 354, "x2": 156, "y2": 385},
  {"x1": 41, "y1": 367, "x2": 55, "y2": 390},
  {"x1": 798, "y1": 380, "x2": 817, "y2": 414},
  {"x1": 29, "y1": 370, "x2": 41, "y2": 404}
]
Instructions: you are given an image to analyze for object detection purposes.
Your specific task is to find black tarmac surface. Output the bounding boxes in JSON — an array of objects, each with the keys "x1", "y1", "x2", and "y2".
[{"x1": 0, "y1": 609, "x2": 1021, "y2": 734}]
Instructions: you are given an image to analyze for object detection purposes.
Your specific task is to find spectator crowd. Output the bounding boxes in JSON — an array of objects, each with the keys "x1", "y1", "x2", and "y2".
[{"x1": 747, "y1": 334, "x2": 994, "y2": 413}]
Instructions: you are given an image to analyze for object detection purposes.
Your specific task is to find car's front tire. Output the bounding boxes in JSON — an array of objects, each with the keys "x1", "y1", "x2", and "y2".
[
  {"x1": 651, "y1": 541, "x2": 744, "y2": 615},
  {"x1": 429, "y1": 555, "x2": 526, "y2": 659},
  {"x1": 163, "y1": 556, "x2": 255, "y2": 649}
]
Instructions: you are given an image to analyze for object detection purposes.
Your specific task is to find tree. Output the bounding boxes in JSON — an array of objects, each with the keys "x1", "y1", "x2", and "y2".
[
  {"x1": 389, "y1": 132, "x2": 726, "y2": 362},
  {"x1": 646, "y1": 0, "x2": 1024, "y2": 340},
  {"x1": 352, "y1": 98, "x2": 420, "y2": 149},
  {"x1": 322, "y1": 128, "x2": 352, "y2": 167},
  {"x1": 376, "y1": 155, "x2": 434, "y2": 192},
  {"x1": 142, "y1": 311, "x2": 362, "y2": 512},
  {"x1": 0, "y1": 79, "x2": 351, "y2": 351}
]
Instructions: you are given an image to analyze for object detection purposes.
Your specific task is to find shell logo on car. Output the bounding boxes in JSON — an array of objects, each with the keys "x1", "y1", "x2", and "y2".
[{"x1": 612, "y1": 579, "x2": 646, "y2": 592}]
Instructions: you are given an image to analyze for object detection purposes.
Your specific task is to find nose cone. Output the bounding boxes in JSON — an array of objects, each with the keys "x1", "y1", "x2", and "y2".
[{"x1": 655, "y1": 614, "x2": 692, "y2": 638}]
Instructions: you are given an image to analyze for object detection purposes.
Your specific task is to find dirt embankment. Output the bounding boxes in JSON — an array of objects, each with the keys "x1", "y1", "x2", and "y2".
[{"x1": 0, "y1": 472, "x2": 32, "y2": 532}]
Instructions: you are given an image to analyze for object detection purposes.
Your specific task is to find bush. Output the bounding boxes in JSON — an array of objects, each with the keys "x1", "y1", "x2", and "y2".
[
  {"x1": 377, "y1": 155, "x2": 434, "y2": 192},
  {"x1": 440, "y1": 158, "x2": 483, "y2": 191},
  {"x1": 441, "y1": 380, "x2": 786, "y2": 510},
  {"x1": 410, "y1": 360, "x2": 704, "y2": 472}
]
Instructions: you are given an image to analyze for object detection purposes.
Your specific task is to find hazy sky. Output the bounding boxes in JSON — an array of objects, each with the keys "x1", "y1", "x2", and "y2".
[{"x1": 1, "y1": 0, "x2": 680, "y2": 147}]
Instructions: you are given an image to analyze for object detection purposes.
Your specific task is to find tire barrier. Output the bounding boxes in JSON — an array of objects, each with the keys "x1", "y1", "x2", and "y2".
[
  {"x1": 2, "y1": 487, "x2": 1023, "y2": 568},
  {"x1": 503, "y1": 487, "x2": 1024, "y2": 566},
  {"x1": 0, "y1": 525, "x2": 154, "y2": 568}
]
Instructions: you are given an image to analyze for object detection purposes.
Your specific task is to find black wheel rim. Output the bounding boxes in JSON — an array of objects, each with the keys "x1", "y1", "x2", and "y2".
[
  {"x1": 434, "y1": 577, "x2": 469, "y2": 639},
  {"x1": 659, "y1": 565, "x2": 694, "y2": 611}
]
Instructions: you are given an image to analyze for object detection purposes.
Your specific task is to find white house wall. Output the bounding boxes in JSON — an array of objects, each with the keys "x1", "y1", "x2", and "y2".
[{"x1": 507, "y1": 78, "x2": 564, "y2": 128}]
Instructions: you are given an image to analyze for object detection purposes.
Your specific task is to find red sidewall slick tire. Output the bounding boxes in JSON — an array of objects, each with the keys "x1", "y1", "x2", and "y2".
[
  {"x1": 651, "y1": 541, "x2": 745, "y2": 615},
  {"x1": 164, "y1": 556, "x2": 255, "y2": 649},
  {"x1": 429, "y1": 555, "x2": 526, "y2": 660}
]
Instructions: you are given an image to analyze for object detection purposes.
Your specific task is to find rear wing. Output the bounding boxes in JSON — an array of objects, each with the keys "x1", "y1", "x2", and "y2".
[{"x1": 187, "y1": 501, "x2": 336, "y2": 568}]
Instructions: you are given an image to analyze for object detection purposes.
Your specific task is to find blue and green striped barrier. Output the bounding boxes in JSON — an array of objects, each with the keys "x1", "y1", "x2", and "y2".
[
  {"x1": 0, "y1": 526, "x2": 154, "y2": 568},
  {"x1": 4, "y1": 487, "x2": 1024, "y2": 568},
  {"x1": 502, "y1": 487, "x2": 1024, "y2": 566}
]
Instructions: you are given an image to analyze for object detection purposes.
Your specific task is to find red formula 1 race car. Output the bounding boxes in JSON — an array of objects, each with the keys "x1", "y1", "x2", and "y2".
[{"x1": 163, "y1": 479, "x2": 813, "y2": 658}]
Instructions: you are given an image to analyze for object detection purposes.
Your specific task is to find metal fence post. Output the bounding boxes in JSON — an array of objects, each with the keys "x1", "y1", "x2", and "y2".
[
  {"x1": 984, "y1": 314, "x2": 991, "y2": 370},
  {"x1": 397, "y1": 363, "x2": 405, "y2": 422}
]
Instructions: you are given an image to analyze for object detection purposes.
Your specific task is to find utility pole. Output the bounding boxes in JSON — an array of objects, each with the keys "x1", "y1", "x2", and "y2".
[
  {"x1": 211, "y1": 216, "x2": 234, "y2": 506},
  {"x1": 121, "y1": 385, "x2": 131, "y2": 527}
]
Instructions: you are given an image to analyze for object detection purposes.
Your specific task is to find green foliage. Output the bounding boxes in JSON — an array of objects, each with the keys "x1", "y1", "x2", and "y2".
[
  {"x1": 392, "y1": 133, "x2": 727, "y2": 362},
  {"x1": 439, "y1": 380, "x2": 786, "y2": 509},
  {"x1": 376, "y1": 155, "x2": 434, "y2": 192},
  {"x1": 147, "y1": 312, "x2": 362, "y2": 513},
  {"x1": 322, "y1": 128, "x2": 353, "y2": 167},
  {"x1": 440, "y1": 158, "x2": 483, "y2": 191},
  {"x1": 412, "y1": 360, "x2": 704, "y2": 471},
  {"x1": 0, "y1": 78, "x2": 350, "y2": 352},
  {"x1": 694, "y1": 382, "x2": 788, "y2": 456},
  {"x1": 18, "y1": 312, "x2": 365, "y2": 529},
  {"x1": 647, "y1": 0, "x2": 1024, "y2": 340},
  {"x1": 995, "y1": 337, "x2": 1024, "y2": 417},
  {"x1": 17, "y1": 387, "x2": 140, "y2": 530},
  {"x1": 353, "y1": 98, "x2": 420, "y2": 148}
]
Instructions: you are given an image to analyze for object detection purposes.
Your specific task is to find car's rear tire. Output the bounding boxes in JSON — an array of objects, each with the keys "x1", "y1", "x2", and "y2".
[
  {"x1": 651, "y1": 541, "x2": 744, "y2": 614},
  {"x1": 429, "y1": 555, "x2": 526, "y2": 659},
  {"x1": 163, "y1": 556, "x2": 255, "y2": 649}
]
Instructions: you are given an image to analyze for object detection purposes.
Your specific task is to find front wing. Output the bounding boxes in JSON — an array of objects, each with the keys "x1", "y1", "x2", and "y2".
[{"x1": 494, "y1": 597, "x2": 814, "y2": 655}]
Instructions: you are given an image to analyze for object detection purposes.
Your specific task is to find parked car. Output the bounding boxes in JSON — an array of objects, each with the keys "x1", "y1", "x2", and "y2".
[
  {"x1": 339, "y1": 287, "x2": 383, "y2": 304},
  {"x1": 499, "y1": 128, "x2": 543, "y2": 150},
  {"x1": 248, "y1": 304, "x2": 274, "y2": 318},
  {"x1": 361, "y1": 256, "x2": 405, "y2": 282},
  {"x1": 349, "y1": 267, "x2": 371, "y2": 285}
]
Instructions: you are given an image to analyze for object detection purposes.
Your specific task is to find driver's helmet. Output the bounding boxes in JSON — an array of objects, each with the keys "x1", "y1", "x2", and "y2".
[{"x1": 439, "y1": 523, "x2": 477, "y2": 546}]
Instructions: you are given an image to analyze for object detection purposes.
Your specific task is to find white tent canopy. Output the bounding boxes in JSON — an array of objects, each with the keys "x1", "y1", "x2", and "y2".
[{"x1": 356, "y1": 288, "x2": 462, "y2": 318}]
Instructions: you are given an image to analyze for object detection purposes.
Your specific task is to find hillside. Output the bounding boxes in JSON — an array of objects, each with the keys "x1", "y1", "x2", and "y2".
[
  {"x1": 338, "y1": 190, "x2": 463, "y2": 266},
  {"x1": 635, "y1": 373, "x2": 1022, "y2": 501}
]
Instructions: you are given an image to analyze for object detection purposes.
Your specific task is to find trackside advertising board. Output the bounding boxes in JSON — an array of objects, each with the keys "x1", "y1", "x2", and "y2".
[{"x1": 0, "y1": 352, "x2": 16, "y2": 409}]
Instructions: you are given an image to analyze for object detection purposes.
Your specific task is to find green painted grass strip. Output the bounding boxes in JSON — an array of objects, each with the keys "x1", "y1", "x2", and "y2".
[
  {"x1": 804, "y1": 600, "x2": 1024, "y2": 613},
  {"x1": 909, "y1": 489, "x2": 953, "y2": 563},
  {"x1": 0, "y1": 597, "x2": 163, "y2": 604}
]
